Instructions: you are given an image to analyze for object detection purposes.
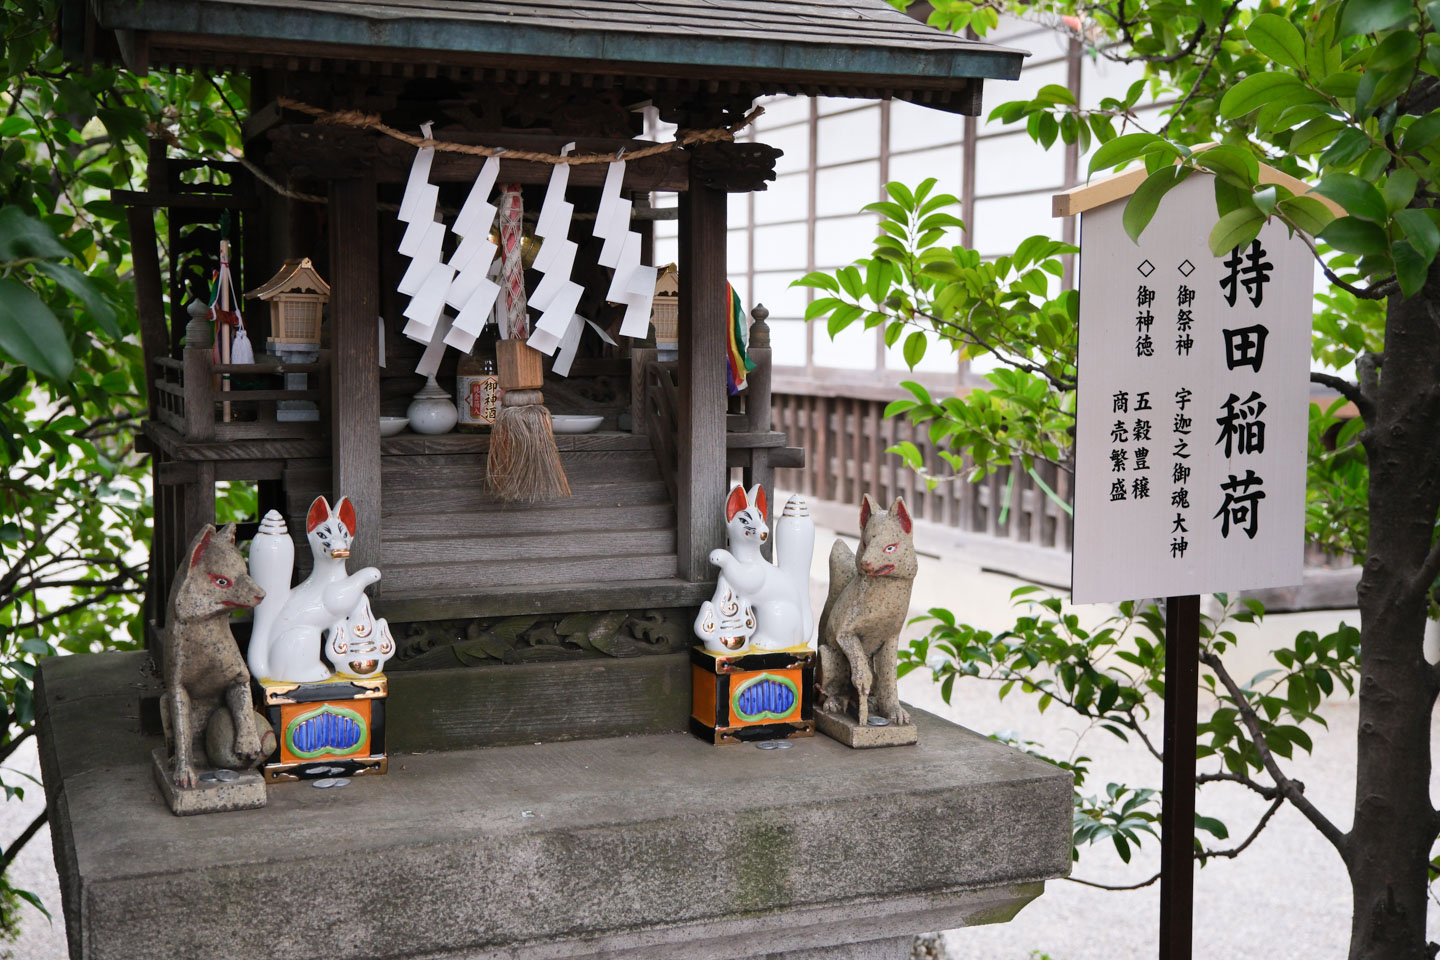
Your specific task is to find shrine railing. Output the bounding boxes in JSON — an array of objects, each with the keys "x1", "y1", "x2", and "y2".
[
  {"x1": 771, "y1": 392, "x2": 1074, "y2": 552},
  {"x1": 152, "y1": 346, "x2": 330, "y2": 443}
]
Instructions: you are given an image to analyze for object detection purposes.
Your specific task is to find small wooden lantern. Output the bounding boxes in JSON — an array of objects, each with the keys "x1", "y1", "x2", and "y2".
[
  {"x1": 652, "y1": 265, "x2": 679, "y2": 346},
  {"x1": 244, "y1": 258, "x2": 330, "y2": 346}
]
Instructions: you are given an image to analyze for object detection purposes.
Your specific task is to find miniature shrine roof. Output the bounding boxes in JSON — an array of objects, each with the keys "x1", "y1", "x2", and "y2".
[
  {"x1": 71, "y1": 0, "x2": 1026, "y2": 113},
  {"x1": 243, "y1": 258, "x2": 330, "y2": 300}
]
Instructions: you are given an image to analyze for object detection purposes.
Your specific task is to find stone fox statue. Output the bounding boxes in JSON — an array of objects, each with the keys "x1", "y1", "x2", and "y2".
[
  {"x1": 817, "y1": 495, "x2": 917, "y2": 726},
  {"x1": 160, "y1": 523, "x2": 267, "y2": 789},
  {"x1": 696, "y1": 485, "x2": 815, "y2": 651}
]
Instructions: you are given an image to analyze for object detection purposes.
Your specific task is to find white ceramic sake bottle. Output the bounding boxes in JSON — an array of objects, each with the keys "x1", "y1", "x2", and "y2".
[
  {"x1": 776, "y1": 495, "x2": 816, "y2": 648},
  {"x1": 246, "y1": 510, "x2": 294, "y2": 681}
]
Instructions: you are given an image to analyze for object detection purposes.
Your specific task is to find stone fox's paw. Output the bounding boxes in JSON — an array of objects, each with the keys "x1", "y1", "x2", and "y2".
[{"x1": 173, "y1": 762, "x2": 198, "y2": 790}]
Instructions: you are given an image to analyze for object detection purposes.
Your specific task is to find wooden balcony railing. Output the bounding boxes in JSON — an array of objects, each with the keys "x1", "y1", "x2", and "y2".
[
  {"x1": 152, "y1": 347, "x2": 330, "y2": 443},
  {"x1": 772, "y1": 393, "x2": 1072, "y2": 552}
]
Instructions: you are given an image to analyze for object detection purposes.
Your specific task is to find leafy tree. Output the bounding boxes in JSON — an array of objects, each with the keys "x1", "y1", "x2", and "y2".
[
  {"x1": 1, "y1": 0, "x2": 246, "y2": 935},
  {"x1": 802, "y1": 1, "x2": 1440, "y2": 956}
]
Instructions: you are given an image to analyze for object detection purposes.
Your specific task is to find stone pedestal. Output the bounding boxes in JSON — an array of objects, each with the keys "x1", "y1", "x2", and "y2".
[
  {"x1": 38, "y1": 652, "x2": 1071, "y2": 960},
  {"x1": 148, "y1": 748, "x2": 266, "y2": 816},
  {"x1": 267, "y1": 340, "x2": 319, "y2": 421},
  {"x1": 814, "y1": 709, "x2": 919, "y2": 748}
]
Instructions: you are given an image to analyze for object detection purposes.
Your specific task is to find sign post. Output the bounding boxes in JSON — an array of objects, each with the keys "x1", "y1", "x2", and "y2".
[{"x1": 1055, "y1": 164, "x2": 1324, "y2": 960}]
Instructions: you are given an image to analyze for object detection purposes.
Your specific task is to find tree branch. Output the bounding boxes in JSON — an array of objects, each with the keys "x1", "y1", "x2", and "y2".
[
  {"x1": 0, "y1": 729, "x2": 34, "y2": 770},
  {"x1": 1195, "y1": 770, "x2": 1280, "y2": 799},
  {"x1": 1289, "y1": 226, "x2": 1398, "y2": 300},
  {"x1": 1158, "y1": 1, "x2": 1238, "y2": 134},
  {"x1": 1310, "y1": 371, "x2": 1374, "y2": 423},
  {"x1": 1067, "y1": 870, "x2": 1161, "y2": 891},
  {"x1": 1199, "y1": 795, "x2": 1284, "y2": 862},
  {"x1": 1201, "y1": 650, "x2": 1349, "y2": 853},
  {"x1": 0, "y1": 810, "x2": 47, "y2": 876}
]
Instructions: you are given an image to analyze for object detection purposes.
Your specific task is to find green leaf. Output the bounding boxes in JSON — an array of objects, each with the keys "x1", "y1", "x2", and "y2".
[
  {"x1": 1036, "y1": 83, "x2": 1078, "y2": 106},
  {"x1": 1312, "y1": 173, "x2": 1389, "y2": 222},
  {"x1": 1319, "y1": 216, "x2": 1389, "y2": 255},
  {"x1": 0, "y1": 206, "x2": 72, "y2": 262},
  {"x1": 792, "y1": 271, "x2": 839, "y2": 292},
  {"x1": 1252, "y1": 184, "x2": 1279, "y2": 218},
  {"x1": 33, "y1": 261, "x2": 121, "y2": 339},
  {"x1": 1124, "y1": 166, "x2": 1190, "y2": 242},
  {"x1": 1289, "y1": 117, "x2": 1346, "y2": 155},
  {"x1": 1208, "y1": 208, "x2": 1265, "y2": 257},
  {"x1": 885, "y1": 181, "x2": 916, "y2": 212},
  {"x1": 827, "y1": 303, "x2": 864, "y2": 336},
  {"x1": 1277, "y1": 196, "x2": 1335, "y2": 235},
  {"x1": 902, "y1": 331, "x2": 927, "y2": 369},
  {"x1": 0, "y1": 278, "x2": 75, "y2": 381},
  {"x1": 1218, "y1": 72, "x2": 1305, "y2": 119},
  {"x1": 1392, "y1": 239, "x2": 1428, "y2": 297},
  {"x1": 1383, "y1": 169, "x2": 1418, "y2": 212},
  {"x1": 1401, "y1": 112, "x2": 1440, "y2": 150},
  {"x1": 1193, "y1": 145, "x2": 1259, "y2": 187},
  {"x1": 1246, "y1": 14, "x2": 1305, "y2": 69},
  {"x1": 1396, "y1": 208, "x2": 1440, "y2": 261},
  {"x1": 1340, "y1": 0, "x2": 1416, "y2": 35},
  {"x1": 1087, "y1": 132, "x2": 1162, "y2": 178}
]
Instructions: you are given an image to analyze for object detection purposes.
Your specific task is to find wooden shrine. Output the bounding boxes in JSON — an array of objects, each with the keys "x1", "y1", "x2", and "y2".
[
  {"x1": 39, "y1": 7, "x2": 1073, "y2": 960},
  {"x1": 84, "y1": 0, "x2": 1024, "y2": 719}
]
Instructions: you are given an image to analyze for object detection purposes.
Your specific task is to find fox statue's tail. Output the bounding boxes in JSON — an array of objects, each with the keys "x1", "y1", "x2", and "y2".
[
  {"x1": 775, "y1": 496, "x2": 816, "y2": 644},
  {"x1": 246, "y1": 510, "x2": 295, "y2": 680}
]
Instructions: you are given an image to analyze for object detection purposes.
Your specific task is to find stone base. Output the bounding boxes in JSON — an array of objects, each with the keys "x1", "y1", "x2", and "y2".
[
  {"x1": 150, "y1": 748, "x2": 267, "y2": 816},
  {"x1": 42, "y1": 652, "x2": 1070, "y2": 960},
  {"x1": 815, "y1": 709, "x2": 919, "y2": 748}
]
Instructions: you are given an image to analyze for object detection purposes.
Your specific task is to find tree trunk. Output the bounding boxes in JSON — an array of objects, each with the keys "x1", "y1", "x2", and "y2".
[{"x1": 1347, "y1": 279, "x2": 1440, "y2": 960}]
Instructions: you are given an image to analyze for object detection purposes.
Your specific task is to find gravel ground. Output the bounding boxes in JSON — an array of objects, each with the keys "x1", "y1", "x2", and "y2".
[{"x1": 6, "y1": 520, "x2": 1433, "y2": 959}]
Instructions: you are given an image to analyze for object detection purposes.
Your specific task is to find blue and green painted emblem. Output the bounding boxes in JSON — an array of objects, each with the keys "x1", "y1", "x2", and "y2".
[
  {"x1": 732, "y1": 673, "x2": 799, "y2": 722},
  {"x1": 286, "y1": 703, "x2": 367, "y2": 759}
]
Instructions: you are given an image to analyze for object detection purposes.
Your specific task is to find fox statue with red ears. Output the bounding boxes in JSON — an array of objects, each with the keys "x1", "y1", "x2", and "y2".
[
  {"x1": 695, "y1": 484, "x2": 815, "y2": 654},
  {"x1": 246, "y1": 495, "x2": 394, "y2": 683},
  {"x1": 817, "y1": 494, "x2": 919, "y2": 738}
]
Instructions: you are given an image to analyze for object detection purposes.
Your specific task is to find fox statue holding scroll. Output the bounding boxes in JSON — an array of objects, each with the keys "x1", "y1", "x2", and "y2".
[
  {"x1": 246, "y1": 496, "x2": 395, "y2": 682},
  {"x1": 694, "y1": 485, "x2": 815, "y2": 653}
]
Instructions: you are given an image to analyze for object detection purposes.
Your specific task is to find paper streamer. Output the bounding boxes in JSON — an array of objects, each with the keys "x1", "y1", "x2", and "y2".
[
  {"x1": 396, "y1": 122, "x2": 451, "y2": 348},
  {"x1": 414, "y1": 312, "x2": 455, "y2": 378},
  {"x1": 529, "y1": 142, "x2": 587, "y2": 344},
  {"x1": 592, "y1": 158, "x2": 660, "y2": 340}
]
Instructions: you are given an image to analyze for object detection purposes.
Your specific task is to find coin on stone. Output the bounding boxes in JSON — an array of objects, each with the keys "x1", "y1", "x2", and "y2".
[
  {"x1": 213, "y1": 769, "x2": 242, "y2": 782},
  {"x1": 756, "y1": 741, "x2": 783, "y2": 750},
  {"x1": 312, "y1": 777, "x2": 350, "y2": 789},
  {"x1": 198, "y1": 772, "x2": 220, "y2": 782},
  {"x1": 866, "y1": 716, "x2": 891, "y2": 727}
]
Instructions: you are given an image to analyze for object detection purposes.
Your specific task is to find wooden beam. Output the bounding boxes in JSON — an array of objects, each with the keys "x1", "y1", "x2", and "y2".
[
  {"x1": 1052, "y1": 147, "x2": 1345, "y2": 219},
  {"x1": 126, "y1": 205, "x2": 169, "y2": 420},
  {"x1": 676, "y1": 177, "x2": 728, "y2": 582},
  {"x1": 327, "y1": 175, "x2": 382, "y2": 572}
]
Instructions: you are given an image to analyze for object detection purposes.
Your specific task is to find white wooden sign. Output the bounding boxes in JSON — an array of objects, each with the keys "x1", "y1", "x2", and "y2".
[{"x1": 1071, "y1": 173, "x2": 1312, "y2": 604}]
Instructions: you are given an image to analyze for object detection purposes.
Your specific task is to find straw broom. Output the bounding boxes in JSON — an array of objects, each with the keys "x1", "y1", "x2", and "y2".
[{"x1": 487, "y1": 184, "x2": 570, "y2": 502}]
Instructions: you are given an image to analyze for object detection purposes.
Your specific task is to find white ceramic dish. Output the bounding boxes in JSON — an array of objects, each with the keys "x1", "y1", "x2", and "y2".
[
  {"x1": 379, "y1": 416, "x2": 409, "y2": 437},
  {"x1": 551, "y1": 415, "x2": 604, "y2": 434}
]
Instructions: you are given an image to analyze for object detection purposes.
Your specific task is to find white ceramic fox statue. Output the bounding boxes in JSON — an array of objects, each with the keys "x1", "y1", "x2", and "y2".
[
  {"x1": 694, "y1": 485, "x2": 815, "y2": 653},
  {"x1": 246, "y1": 496, "x2": 395, "y2": 682}
]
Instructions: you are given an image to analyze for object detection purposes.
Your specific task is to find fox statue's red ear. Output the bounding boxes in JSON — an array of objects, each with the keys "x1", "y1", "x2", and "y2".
[
  {"x1": 336, "y1": 497, "x2": 358, "y2": 536},
  {"x1": 306, "y1": 496, "x2": 330, "y2": 533},
  {"x1": 725, "y1": 485, "x2": 748, "y2": 523},
  {"x1": 189, "y1": 526, "x2": 215, "y2": 568},
  {"x1": 891, "y1": 497, "x2": 912, "y2": 534},
  {"x1": 750, "y1": 485, "x2": 768, "y2": 521},
  {"x1": 860, "y1": 494, "x2": 880, "y2": 530}
]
